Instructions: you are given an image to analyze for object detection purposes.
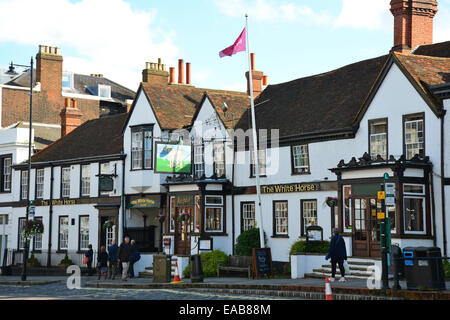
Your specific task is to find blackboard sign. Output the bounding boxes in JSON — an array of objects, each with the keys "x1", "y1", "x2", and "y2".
[{"x1": 252, "y1": 248, "x2": 273, "y2": 279}]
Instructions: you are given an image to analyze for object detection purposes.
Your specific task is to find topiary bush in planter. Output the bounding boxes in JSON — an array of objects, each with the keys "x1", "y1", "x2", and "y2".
[
  {"x1": 183, "y1": 250, "x2": 228, "y2": 278},
  {"x1": 234, "y1": 228, "x2": 268, "y2": 257},
  {"x1": 58, "y1": 253, "x2": 73, "y2": 268},
  {"x1": 443, "y1": 259, "x2": 450, "y2": 279},
  {"x1": 289, "y1": 240, "x2": 330, "y2": 255},
  {"x1": 27, "y1": 253, "x2": 41, "y2": 267}
]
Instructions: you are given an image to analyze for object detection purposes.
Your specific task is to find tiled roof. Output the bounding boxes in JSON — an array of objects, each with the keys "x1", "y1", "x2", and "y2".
[
  {"x1": 235, "y1": 55, "x2": 389, "y2": 138},
  {"x1": 140, "y1": 83, "x2": 250, "y2": 130},
  {"x1": 30, "y1": 113, "x2": 127, "y2": 163},
  {"x1": 414, "y1": 40, "x2": 450, "y2": 58}
]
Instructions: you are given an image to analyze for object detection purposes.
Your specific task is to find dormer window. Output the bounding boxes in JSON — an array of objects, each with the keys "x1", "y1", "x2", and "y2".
[{"x1": 98, "y1": 84, "x2": 111, "y2": 99}]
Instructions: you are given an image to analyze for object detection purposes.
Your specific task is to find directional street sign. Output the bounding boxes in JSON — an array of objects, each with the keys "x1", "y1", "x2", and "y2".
[
  {"x1": 378, "y1": 191, "x2": 386, "y2": 200},
  {"x1": 385, "y1": 182, "x2": 395, "y2": 206},
  {"x1": 29, "y1": 205, "x2": 35, "y2": 219}
]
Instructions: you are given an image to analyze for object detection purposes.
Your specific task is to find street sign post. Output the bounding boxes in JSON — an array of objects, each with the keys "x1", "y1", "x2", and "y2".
[{"x1": 380, "y1": 173, "x2": 390, "y2": 293}]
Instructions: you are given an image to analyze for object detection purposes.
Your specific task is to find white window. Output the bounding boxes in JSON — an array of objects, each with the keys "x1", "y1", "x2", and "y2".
[
  {"x1": 131, "y1": 127, "x2": 153, "y2": 170},
  {"x1": 250, "y1": 149, "x2": 266, "y2": 177},
  {"x1": 79, "y1": 216, "x2": 89, "y2": 250},
  {"x1": 292, "y1": 145, "x2": 309, "y2": 174},
  {"x1": 106, "y1": 225, "x2": 115, "y2": 247},
  {"x1": 99, "y1": 163, "x2": 110, "y2": 196},
  {"x1": 59, "y1": 216, "x2": 69, "y2": 250},
  {"x1": 21, "y1": 170, "x2": 28, "y2": 200},
  {"x1": 369, "y1": 120, "x2": 387, "y2": 160},
  {"x1": 404, "y1": 116, "x2": 424, "y2": 160},
  {"x1": 403, "y1": 184, "x2": 426, "y2": 234},
  {"x1": 18, "y1": 218, "x2": 26, "y2": 250},
  {"x1": 213, "y1": 142, "x2": 225, "y2": 177},
  {"x1": 35, "y1": 169, "x2": 44, "y2": 199},
  {"x1": 274, "y1": 201, "x2": 288, "y2": 235},
  {"x1": 81, "y1": 165, "x2": 90, "y2": 197},
  {"x1": 98, "y1": 84, "x2": 111, "y2": 98},
  {"x1": 205, "y1": 195, "x2": 223, "y2": 232},
  {"x1": 3, "y1": 157, "x2": 11, "y2": 192},
  {"x1": 242, "y1": 202, "x2": 255, "y2": 231},
  {"x1": 131, "y1": 131, "x2": 143, "y2": 170},
  {"x1": 33, "y1": 217, "x2": 43, "y2": 250},
  {"x1": 301, "y1": 200, "x2": 318, "y2": 236},
  {"x1": 194, "y1": 141, "x2": 204, "y2": 179},
  {"x1": 61, "y1": 167, "x2": 71, "y2": 198}
]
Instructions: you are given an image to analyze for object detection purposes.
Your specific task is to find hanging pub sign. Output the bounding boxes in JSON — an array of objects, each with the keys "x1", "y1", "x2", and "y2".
[
  {"x1": 155, "y1": 142, "x2": 192, "y2": 174},
  {"x1": 127, "y1": 196, "x2": 160, "y2": 209},
  {"x1": 99, "y1": 176, "x2": 114, "y2": 193}
]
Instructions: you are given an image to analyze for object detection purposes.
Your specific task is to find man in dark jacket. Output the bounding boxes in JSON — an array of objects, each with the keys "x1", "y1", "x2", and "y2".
[
  {"x1": 326, "y1": 228, "x2": 348, "y2": 282},
  {"x1": 118, "y1": 236, "x2": 132, "y2": 281},
  {"x1": 128, "y1": 240, "x2": 137, "y2": 278},
  {"x1": 107, "y1": 241, "x2": 119, "y2": 280}
]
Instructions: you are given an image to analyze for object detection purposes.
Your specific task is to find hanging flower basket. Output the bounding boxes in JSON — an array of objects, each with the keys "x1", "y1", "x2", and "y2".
[
  {"x1": 22, "y1": 219, "x2": 44, "y2": 240},
  {"x1": 326, "y1": 197, "x2": 338, "y2": 208},
  {"x1": 179, "y1": 211, "x2": 191, "y2": 222},
  {"x1": 103, "y1": 219, "x2": 115, "y2": 230},
  {"x1": 156, "y1": 213, "x2": 166, "y2": 223}
]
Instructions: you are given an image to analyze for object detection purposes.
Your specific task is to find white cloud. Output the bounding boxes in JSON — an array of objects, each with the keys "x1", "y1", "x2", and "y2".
[
  {"x1": 333, "y1": 0, "x2": 392, "y2": 30},
  {"x1": 214, "y1": 0, "x2": 331, "y2": 25},
  {"x1": 0, "y1": 0, "x2": 180, "y2": 90}
]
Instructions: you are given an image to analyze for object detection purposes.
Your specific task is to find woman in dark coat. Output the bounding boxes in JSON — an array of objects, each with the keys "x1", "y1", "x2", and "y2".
[
  {"x1": 326, "y1": 228, "x2": 348, "y2": 282},
  {"x1": 85, "y1": 244, "x2": 94, "y2": 276},
  {"x1": 97, "y1": 245, "x2": 109, "y2": 280}
]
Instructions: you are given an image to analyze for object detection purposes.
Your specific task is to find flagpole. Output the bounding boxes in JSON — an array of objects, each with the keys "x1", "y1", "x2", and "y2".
[{"x1": 245, "y1": 14, "x2": 265, "y2": 248}]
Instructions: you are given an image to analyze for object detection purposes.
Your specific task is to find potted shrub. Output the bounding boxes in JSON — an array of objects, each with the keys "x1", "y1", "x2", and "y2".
[
  {"x1": 26, "y1": 253, "x2": 41, "y2": 268},
  {"x1": 58, "y1": 253, "x2": 73, "y2": 269}
]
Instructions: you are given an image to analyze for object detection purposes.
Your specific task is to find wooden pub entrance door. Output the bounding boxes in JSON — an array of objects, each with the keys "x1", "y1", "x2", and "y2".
[
  {"x1": 352, "y1": 198, "x2": 381, "y2": 258},
  {"x1": 175, "y1": 206, "x2": 193, "y2": 255}
]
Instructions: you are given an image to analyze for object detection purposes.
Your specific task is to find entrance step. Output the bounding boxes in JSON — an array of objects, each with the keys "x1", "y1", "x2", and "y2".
[{"x1": 306, "y1": 257, "x2": 379, "y2": 280}]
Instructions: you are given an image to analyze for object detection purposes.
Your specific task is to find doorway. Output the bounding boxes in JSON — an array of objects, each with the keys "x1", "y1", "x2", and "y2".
[
  {"x1": 352, "y1": 198, "x2": 381, "y2": 258},
  {"x1": 175, "y1": 206, "x2": 194, "y2": 255}
]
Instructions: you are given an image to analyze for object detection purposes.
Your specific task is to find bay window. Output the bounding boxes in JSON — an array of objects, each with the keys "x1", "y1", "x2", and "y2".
[{"x1": 131, "y1": 126, "x2": 153, "y2": 170}]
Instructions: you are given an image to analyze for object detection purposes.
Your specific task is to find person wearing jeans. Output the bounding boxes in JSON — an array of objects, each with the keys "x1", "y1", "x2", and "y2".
[
  {"x1": 107, "y1": 241, "x2": 119, "y2": 280},
  {"x1": 325, "y1": 228, "x2": 348, "y2": 282},
  {"x1": 117, "y1": 236, "x2": 132, "y2": 282}
]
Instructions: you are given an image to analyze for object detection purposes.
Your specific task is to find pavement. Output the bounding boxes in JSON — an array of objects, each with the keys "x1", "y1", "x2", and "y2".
[{"x1": 1, "y1": 275, "x2": 448, "y2": 300}]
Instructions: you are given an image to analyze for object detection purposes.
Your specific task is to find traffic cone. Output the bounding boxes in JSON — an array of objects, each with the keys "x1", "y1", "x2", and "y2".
[
  {"x1": 170, "y1": 262, "x2": 184, "y2": 284},
  {"x1": 325, "y1": 277, "x2": 334, "y2": 300}
]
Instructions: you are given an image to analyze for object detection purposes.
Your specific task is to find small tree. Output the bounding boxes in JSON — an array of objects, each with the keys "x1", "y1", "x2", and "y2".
[{"x1": 235, "y1": 228, "x2": 268, "y2": 256}]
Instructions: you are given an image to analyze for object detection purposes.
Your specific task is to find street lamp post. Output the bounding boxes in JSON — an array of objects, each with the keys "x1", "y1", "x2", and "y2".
[{"x1": 8, "y1": 58, "x2": 34, "y2": 281}]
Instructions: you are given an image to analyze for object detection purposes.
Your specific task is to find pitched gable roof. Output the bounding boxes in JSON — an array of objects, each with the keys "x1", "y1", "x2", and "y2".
[
  {"x1": 235, "y1": 55, "x2": 389, "y2": 138},
  {"x1": 129, "y1": 83, "x2": 250, "y2": 130},
  {"x1": 414, "y1": 40, "x2": 450, "y2": 58},
  {"x1": 29, "y1": 113, "x2": 127, "y2": 164}
]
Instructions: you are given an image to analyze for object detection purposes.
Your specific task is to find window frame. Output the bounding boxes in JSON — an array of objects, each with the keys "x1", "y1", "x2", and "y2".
[
  {"x1": 403, "y1": 113, "x2": 425, "y2": 160},
  {"x1": 32, "y1": 216, "x2": 43, "y2": 252},
  {"x1": 403, "y1": 183, "x2": 426, "y2": 235},
  {"x1": 250, "y1": 148, "x2": 267, "y2": 178},
  {"x1": 35, "y1": 168, "x2": 45, "y2": 200},
  {"x1": 130, "y1": 125, "x2": 154, "y2": 171},
  {"x1": 368, "y1": 118, "x2": 388, "y2": 160},
  {"x1": 272, "y1": 200, "x2": 289, "y2": 237},
  {"x1": 240, "y1": 201, "x2": 255, "y2": 232},
  {"x1": 193, "y1": 139, "x2": 205, "y2": 179},
  {"x1": 17, "y1": 217, "x2": 26, "y2": 250},
  {"x1": 60, "y1": 166, "x2": 71, "y2": 199},
  {"x1": 300, "y1": 199, "x2": 318, "y2": 237},
  {"x1": 78, "y1": 215, "x2": 90, "y2": 251},
  {"x1": 213, "y1": 141, "x2": 226, "y2": 178},
  {"x1": 204, "y1": 195, "x2": 224, "y2": 233},
  {"x1": 291, "y1": 145, "x2": 310, "y2": 175},
  {"x1": 0, "y1": 154, "x2": 12, "y2": 193},
  {"x1": 58, "y1": 216, "x2": 69, "y2": 251},
  {"x1": 80, "y1": 164, "x2": 91, "y2": 198},
  {"x1": 20, "y1": 170, "x2": 29, "y2": 201}
]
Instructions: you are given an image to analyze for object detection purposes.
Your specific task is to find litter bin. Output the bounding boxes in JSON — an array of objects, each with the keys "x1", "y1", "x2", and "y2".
[
  {"x1": 403, "y1": 247, "x2": 446, "y2": 291},
  {"x1": 190, "y1": 254, "x2": 204, "y2": 283},
  {"x1": 153, "y1": 255, "x2": 172, "y2": 283}
]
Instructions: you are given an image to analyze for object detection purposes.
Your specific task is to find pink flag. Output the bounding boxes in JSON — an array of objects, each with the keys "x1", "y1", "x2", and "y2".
[{"x1": 219, "y1": 28, "x2": 246, "y2": 58}]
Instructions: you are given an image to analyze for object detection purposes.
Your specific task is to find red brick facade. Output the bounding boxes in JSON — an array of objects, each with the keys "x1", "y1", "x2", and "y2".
[
  {"x1": 1, "y1": 46, "x2": 100, "y2": 128},
  {"x1": 390, "y1": 0, "x2": 438, "y2": 54}
]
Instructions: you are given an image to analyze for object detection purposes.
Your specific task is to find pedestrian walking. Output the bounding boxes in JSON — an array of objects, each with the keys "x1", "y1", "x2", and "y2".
[
  {"x1": 325, "y1": 228, "x2": 348, "y2": 282},
  {"x1": 107, "y1": 240, "x2": 119, "y2": 280},
  {"x1": 85, "y1": 244, "x2": 94, "y2": 276},
  {"x1": 128, "y1": 240, "x2": 141, "y2": 278},
  {"x1": 97, "y1": 245, "x2": 108, "y2": 280},
  {"x1": 118, "y1": 236, "x2": 132, "y2": 282}
]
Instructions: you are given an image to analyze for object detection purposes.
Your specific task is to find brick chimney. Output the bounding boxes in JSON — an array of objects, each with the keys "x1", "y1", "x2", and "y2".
[
  {"x1": 60, "y1": 98, "x2": 82, "y2": 137},
  {"x1": 390, "y1": 0, "x2": 438, "y2": 54},
  {"x1": 245, "y1": 53, "x2": 264, "y2": 98},
  {"x1": 36, "y1": 45, "x2": 63, "y2": 92},
  {"x1": 142, "y1": 58, "x2": 169, "y2": 84}
]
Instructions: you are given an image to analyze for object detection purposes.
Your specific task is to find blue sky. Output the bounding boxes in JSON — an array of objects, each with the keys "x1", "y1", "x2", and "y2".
[{"x1": 0, "y1": 0, "x2": 449, "y2": 92}]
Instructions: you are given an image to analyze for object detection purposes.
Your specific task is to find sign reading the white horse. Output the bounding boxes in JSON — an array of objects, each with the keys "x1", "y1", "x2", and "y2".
[{"x1": 155, "y1": 143, "x2": 192, "y2": 174}]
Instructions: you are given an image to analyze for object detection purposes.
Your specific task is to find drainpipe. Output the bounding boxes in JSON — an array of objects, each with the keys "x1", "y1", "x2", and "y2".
[
  {"x1": 46, "y1": 165, "x2": 54, "y2": 267},
  {"x1": 441, "y1": 116, "x2": 447, "y2": 256},
  {"x1": 120, "y1": 157, "x2": 126, "y2": 243},
  {"x1": 231, "y1": 144, "x2": 236, "y2": 255},
  {"x1": 429, "y1": 168, "x2": 437, "y2": 247}
]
